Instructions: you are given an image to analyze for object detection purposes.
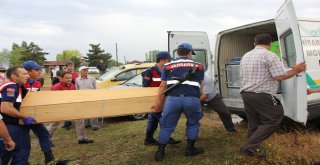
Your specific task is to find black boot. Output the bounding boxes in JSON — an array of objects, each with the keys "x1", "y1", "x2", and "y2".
[
  {"x1": 155, "y1": 144, "x2": 166, "y2": 161},
  {"x1": 185, "y1": 140, "x2": 204, "y2": 156},
  {"x1": 44, "y1": 150, "x2": 69, "y2": 165},
  {"x1": 44, "y1": 150, "x2": 55, "y2": 163},
  {"x1": 144, "y1": 131, "x2": 158, "y2": 145}
]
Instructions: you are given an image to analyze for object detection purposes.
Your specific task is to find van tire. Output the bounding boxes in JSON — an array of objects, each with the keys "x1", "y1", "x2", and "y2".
[{"x1": 130, "y1": 113, "x2": 148, "y2": 120}]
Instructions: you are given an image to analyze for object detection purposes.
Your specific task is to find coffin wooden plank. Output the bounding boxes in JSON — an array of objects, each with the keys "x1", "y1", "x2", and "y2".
[{"x1": 20, "y1": 88, "x2": 158, "y2": 123}]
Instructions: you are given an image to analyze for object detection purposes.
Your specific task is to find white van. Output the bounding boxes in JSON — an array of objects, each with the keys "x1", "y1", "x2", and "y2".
[{"x1": 168, "y1": 0, "x2": 320, "y2": 125}]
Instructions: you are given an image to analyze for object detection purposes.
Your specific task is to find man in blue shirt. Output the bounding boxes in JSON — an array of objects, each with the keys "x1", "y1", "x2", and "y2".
[
  {"x1": 152, "y1": 43, "x2": 204, "y2": 161},
  {"x1": 0, "y1": 66, "x2": 36, "y2": 164}
]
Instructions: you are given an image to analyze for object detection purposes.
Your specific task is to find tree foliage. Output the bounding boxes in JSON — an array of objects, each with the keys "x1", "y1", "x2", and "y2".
[
  {"x1": 0, "y1": 48, "x2": 10, "y2": 68},
  {"x1": 20, "y1": 42, "x2": 48, "y2": 65},
  {"x1": 145, "y1": 50, "x2": 159, "y2": 62},
  {"x1": 86, "y1": 43, "x2": 112, "y2": 67},
  {"x1": 56, "y1": 50, "x2": 82, "y2": 68},
  {"x1": 9, "y1": 42, "x2": 27, "y2": 66}
]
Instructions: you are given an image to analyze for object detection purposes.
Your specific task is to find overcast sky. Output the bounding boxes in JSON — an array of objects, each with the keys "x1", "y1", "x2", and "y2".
[{"x1": 0, "y1": 0, "x2": 319, "y2": 63}]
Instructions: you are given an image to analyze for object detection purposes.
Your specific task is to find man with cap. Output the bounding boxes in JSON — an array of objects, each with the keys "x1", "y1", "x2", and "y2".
[
  {"x1": 142, "y1": 51, "x2": 181, "y2": 146},
  {"x1": 22, "y1": 60, "x2": 68, "y2": 164},
  {"x1": 152, "y1": 43, "x2": 204, "y2": 161},
  {"x1": 76, "y1": 66, "x2": 100, "y2": 131}
]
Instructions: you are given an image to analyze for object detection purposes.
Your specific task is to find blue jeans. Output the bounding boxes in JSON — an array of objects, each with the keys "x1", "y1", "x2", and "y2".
[
  {"x1": 1, "y1": 124, "x2": 30, "y2": 165},
  {"x1": 146, "y1": 112, "x2": 162, "y2": 133},
  {"x1": 28, "y1": 123, "x2": 52, "y2": 152},
  {"x1": 158, "y1": 96, "x2": 203, "y2": 144}
]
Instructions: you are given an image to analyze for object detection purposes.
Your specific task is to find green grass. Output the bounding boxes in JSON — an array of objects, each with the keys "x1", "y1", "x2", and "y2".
[
  {"x1": 30, "y1": 74, "x2": 320, "y2": 164},
  {"x1": 28, "y1": 111, "x2": 320, "y2": 164}
]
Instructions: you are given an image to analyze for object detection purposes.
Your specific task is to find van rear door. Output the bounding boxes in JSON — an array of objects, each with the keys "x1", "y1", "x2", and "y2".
[
  {"x1": 275, "y1": 0, "x2": 308, "y2": 124},
  {"x1": 167, "y1": 31, "x2": 212, "y2": 75}
]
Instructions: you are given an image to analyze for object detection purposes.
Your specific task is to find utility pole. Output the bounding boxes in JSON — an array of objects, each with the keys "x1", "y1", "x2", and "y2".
[{"x1": 116, "y1": 43, "x2": 119, "y2": 67}]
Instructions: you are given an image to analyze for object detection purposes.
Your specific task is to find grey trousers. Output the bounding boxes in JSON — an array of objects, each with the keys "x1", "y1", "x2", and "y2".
[
  {"x1": 84, "y1": 119, "x2": 100, "y2": 128},
  {"x1": 240, "y1": 92, "x2": 284, "y2": 150},
  {"x1": 206, "y1": 94, "x2": 235, "y2": 131},
  {"x1": 46, "y1": 120, "x2": 87, "y2": 140}
]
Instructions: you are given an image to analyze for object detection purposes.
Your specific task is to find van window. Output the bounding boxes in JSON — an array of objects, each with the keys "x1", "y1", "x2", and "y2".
[
  {"x1": 281, "y1": 31, "x2": 296, "y2": 68},
  {"x1": 115, "y1": 69, "x2": 137, "y2": 81},
  {"x1": 173, "y1": 49, "x2": 207, "y2": 70}
]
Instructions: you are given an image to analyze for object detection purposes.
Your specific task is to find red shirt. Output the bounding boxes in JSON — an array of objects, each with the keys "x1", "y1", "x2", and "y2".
[
  {"x1": 24, "y1": 80, "x2": 42, "y2": 92},
  {"x1": 51, "y1": 82, "x2": 76, "y2": 91},
  {"x1": 71, "y1": 72, "x2": 78, "y2": 83}
]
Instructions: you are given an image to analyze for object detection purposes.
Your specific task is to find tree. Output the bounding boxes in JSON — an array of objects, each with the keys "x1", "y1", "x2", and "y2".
[
  {"x1": 56, "y1": 50, "x2": 82, "y2": 68},
  {"x1": 86, "y1": 43, "x2": 112, "y2": 67},
  {"x1": 9, "y1": 42, "x2": 27, "y2": 66},
  {"x1": 108, "y1": 59, "x2": 123, "y2": 67},
  {"x1": 19, "y1": 42, "x2": 48, "y2": 65},
  {"x1": 0, "y1": 48, "x2": 10, "y2": 68},
  {"x1": 145, "y1": 50, "x2": 159, "y2": 62}
]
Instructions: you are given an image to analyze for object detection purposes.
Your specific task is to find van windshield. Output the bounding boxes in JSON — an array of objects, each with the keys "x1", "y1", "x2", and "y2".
[
  {"x1": 173, "y1": 49, "x2": 207, "y2": 70},
  {"x1": 97, "y1": 68, "x2": 121, "y2": 81}
]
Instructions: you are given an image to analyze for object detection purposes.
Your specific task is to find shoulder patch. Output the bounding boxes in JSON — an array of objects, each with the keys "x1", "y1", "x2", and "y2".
[{"x1": 6, "y1": 88, "x2": 15, "y2": 97}]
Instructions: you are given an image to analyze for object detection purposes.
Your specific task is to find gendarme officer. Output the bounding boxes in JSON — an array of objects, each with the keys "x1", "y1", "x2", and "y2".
[{"x1": 152, "y1": 43, "x2": 204, "y2": 161}]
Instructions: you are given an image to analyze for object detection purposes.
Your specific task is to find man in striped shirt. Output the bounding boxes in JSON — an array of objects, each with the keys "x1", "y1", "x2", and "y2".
[{"x1": 240, "y1": 34, "x2": 306, "y2": 157}]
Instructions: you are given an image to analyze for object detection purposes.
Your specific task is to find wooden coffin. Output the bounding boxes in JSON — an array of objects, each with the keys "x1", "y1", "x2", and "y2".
[{"x1": 20, "y1": 88, "x2": 158, "y2": 123}]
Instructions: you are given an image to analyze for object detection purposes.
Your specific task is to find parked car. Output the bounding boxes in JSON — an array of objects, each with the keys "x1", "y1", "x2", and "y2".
[
  {"x1": 97, "y1": 62, "x2": 154, "y2": 89},
  {"x1": 88, "y1": 67, "x2": 100, "y2": 74},
  {"x1": 109, "y1": 74, "x2": 148, "y2": 120}
]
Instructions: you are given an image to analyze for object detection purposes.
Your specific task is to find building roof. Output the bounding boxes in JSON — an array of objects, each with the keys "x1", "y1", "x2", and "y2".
[{"x1": 44, "y1": 61, "x2": 68, "y2": 66}]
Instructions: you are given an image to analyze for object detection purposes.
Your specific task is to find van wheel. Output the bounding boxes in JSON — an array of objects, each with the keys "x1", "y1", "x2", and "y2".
[{"x1": 130, "y1": 113, "x2": 148, "y2": 120}]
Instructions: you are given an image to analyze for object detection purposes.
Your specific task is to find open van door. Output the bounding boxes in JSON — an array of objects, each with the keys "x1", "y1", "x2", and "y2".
[
  {"x1": 167, "y1": 31, "x2": 212, "y2": 75},
  {"x1": 275, "y1": 0, "x2": 308, "y2": 124}
]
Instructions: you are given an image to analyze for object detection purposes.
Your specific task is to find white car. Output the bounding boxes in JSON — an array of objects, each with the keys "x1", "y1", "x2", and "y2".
[{"x1": 88, "y1": 67, "x2": 100, "y2": 74}]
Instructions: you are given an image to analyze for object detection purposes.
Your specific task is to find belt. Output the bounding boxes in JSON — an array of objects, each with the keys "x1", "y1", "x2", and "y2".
[{"x1": 167, "y1": 93, "x2": 193, "y2": 97}]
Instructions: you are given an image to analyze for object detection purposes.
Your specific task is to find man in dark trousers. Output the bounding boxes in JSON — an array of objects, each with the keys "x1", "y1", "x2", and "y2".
[
  {"x1": 97, "y1": 59, "x2": 107, "y2": 76},
  {"x1": 240, "y1": 34, "x2": 306, "y2": 156},
  {"x1": 142, "y1": 51, "x2": 181, "y2": 146},
  {"x1": 23, "y1": 60, "x2": 68, "y2": 165},
  {"x1": 200, "y1": 74, "x2": 237, "y2": 133},
  {"x1": 153, "y1": 43, "x2": 204, "y2": 161},
  {"x1": 0, "y1": 66, "x2": 35, "y2": 164}
]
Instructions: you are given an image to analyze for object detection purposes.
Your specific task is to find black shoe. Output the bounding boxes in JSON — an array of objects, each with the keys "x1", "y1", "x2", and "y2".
[
  {"x1": 185, "y1": 140, "x2": 204, "y2": 156},
  {"x1": 144, "y1": 138, "x2": 158, "y2": 145},
  {"x1": 168, "y1": 137, "x2": 181, "y2": 145},
  {"x1": 62, "y1": 121, "x2": 72, "y2": 130},
  {"x1": 92, "y1": 127, "x2": 99, "y2": 131},
  {"x1": 227, "y1": 128, "x2": 237, "y2": 133},
  {"x1": 78, "y1": 139, "x2": 94, "y2": 144},
  {"x1": 144, "y1": 131, "x2": 158, "y2": 145},
  {"x1": 44, "y1": 150, "x2": 55, "y2": 163},
  {"x1": 155, "y1": 144, "x2": 166, "y2": 161},
  {"x1": 46, "y1": 159, "x2": 69, "y2": 165},
  {"x1": 240, "y1": 148, "x2": 265, "y2": 157}
]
